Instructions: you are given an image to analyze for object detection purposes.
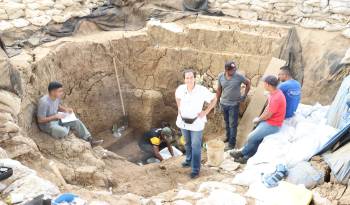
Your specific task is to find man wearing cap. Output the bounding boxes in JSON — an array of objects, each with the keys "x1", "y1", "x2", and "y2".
[
  {"x1": 138, "y1": 127, "x2": 174, "y2": 163},
  {"x1": 230, "y1": 75, "x2": 286, "y2": 164},
  {"x1": 216, "y1": 61, "x2": 251, "y2": 150}
]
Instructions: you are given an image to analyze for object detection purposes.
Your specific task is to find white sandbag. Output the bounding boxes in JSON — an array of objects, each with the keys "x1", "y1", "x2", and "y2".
[
  {"x1": 160, "y1": 146, "x2": 183, "y2": 160},
  {"x1": 286, "y1": 161, "x2": 324, "y2": 189},
  {"x1": 285, "y1": 122, "x2": 337, "y2": 166},
  {"x1": 232, "y1": 164, "x2": 275, "y2": 186},
  {"x1": 196, "y1": 190, "x2": 246, "y2": 205}
]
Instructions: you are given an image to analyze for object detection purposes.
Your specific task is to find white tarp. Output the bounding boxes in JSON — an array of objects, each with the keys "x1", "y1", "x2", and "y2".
[{"x1": 233, "y1": 104, "x2": 338, "y2": 187}]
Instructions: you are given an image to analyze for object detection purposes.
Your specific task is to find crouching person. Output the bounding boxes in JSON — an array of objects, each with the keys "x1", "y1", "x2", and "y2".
[
  {"x1": 175, "y1": 69, "x2": 217, "y2": 179},
  {"x1": 37, "y1": 81, "x2": 102, "y2": 146},
  {"x1": 231, "y1": 75, "x2": 286, "y2": 164},
  {"x1": 138, "y1": 127, "x2": 174, "y2": 163}
]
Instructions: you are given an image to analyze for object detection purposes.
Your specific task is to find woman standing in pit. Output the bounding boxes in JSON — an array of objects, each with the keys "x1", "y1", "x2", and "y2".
[{"x1": 175, "y1": 69, "x2": 217, "y2": 179}]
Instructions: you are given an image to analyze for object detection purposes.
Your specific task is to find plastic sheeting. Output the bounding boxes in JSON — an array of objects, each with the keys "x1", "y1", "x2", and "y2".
[
  {"x1": 232, "y1": 104, "x2": 337, "y2": 187},
  {"x1": 323, "y1": 142, "x2": 350, "y2": 184},
  {"x1": 327, "y1": 75, "x2": 350, "y2": 129}
]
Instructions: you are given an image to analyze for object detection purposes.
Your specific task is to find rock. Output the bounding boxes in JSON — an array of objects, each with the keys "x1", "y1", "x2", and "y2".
[
  {"x1": 54, "y1": 3, "x2": 66, "y2": 10},
  {"x1": 0, "y1": 90, "x2": 21, "y2": 116},
  {"x1": 45, "y1": 9, "x2": 63, "y2": 16},
  {"x1": 27, "y1": 36, "x2": 41, "y2": 47},
  {"x1": 0, "y1": 147, "x2": 8, "y2": 159},
  {"x1": 339, "y1": 186, "x2": 350, "y2": 205},
  {"x1": 59, "y1": 0, "x2": 75, "y2": 7},
  {"x1": 118, "y1": 193, "x2": 144, "y2": 205},
  {"x1": 0, "y1": 121, "x2": 19, "y2": 133},
  {"x1": 0, "y1": 159, "x2": 36, "y2": 185},
  {"x1": 10, "y1": 18, "x2": 30, "y2": 28},
  {"x1": 25, "y1": 9, "x2": 45, "y2": 18},
  {"x1": 52, "y1": 13, "x2": 72, "y2": 23},
  {"x1": 239, "y1": 10, "x2": 258, "y2": 20},
  {"x1": 4, "y1": 2, "x2": 25, "y2": 19},
  {"x1": 3, "y1": 134, "x2": 39, "y2": 158},
  {"x1": 340, "y1": 48, "x2": 350, "y2": 65},
  {"x1": 0, "y1": 21, "x2": 13, "y2": 31},
  {"x1": 0, "y1": 9, "x2": 8, "y2": 20},
  {"x1": 3, "y1": 174, "x2": 60, "y2": 201},
  {"x1": 312, "y1": 191, "x2": 333, "y2": 205},
  {"x1": 28, "y1": 15, "x2": 52, "y2": 26},
  {"x1": 174, "y1": 190, "x2": 204, "y2": 200},
  {"x1": 198, "y1": 181, "x2": 236, "y2": 194},
  {"x1": 26, "y1": 3, "x2": 41, "y2": 10},
  {"x1": 0, "y1": 113, "x2": 13, "y2": 124},
  {"x1": 342, "y1": 28, "x2": 350, "y2": 39}
]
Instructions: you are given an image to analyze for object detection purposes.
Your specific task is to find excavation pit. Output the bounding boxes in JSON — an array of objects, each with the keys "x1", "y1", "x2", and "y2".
[{"x1": 17, "y1": 15, "x2": 310, "y2": 163}]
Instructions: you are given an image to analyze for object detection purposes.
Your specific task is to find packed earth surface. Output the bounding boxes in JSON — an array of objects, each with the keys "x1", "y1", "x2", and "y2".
[{"x1": 1, "y1": 0, "x2": 350, "y2": 204}]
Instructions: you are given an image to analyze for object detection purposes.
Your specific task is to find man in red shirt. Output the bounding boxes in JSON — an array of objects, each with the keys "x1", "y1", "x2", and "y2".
[{"x1": 230, "y1": 75, "x2": 286, "y2": 164}]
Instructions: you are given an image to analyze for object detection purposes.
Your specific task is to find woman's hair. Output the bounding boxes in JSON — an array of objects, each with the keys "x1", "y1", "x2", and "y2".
[{"x1": 182, "y1": 68, "x2": 196, "y2": 79}]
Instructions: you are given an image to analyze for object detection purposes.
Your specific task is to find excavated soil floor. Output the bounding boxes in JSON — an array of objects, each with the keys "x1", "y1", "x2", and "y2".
[{"x1": 8, "y1": 14, "x2": 350, "y2": 203}]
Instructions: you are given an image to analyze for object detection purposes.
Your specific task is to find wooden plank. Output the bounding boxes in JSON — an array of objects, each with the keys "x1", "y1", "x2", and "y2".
[{"x1": 236, "y1": 57, "x2": 286, "y2": 148}]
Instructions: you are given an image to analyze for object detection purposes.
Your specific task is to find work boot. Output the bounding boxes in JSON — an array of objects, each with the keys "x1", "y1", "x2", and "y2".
[
  {"x1": 182, "y1": 161, "x2": 191, "y2": 168},
  {"x1": 190, "y1": 172, "x2": 199, "y2": 179},
  {"x1": 225, "y1": 144, "x2": 235, "y2": 151},
  {"x1": 234, "y1": 157, "x2": 247, "y2": 164},
  {"x1": 230, "y1": 150, "x2": 243, "y2": 159}
]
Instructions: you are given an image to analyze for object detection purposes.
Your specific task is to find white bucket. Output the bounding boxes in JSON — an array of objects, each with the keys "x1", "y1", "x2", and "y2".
[{"x1": 207, "y1": 139, "x2": 225, "y2": 167}]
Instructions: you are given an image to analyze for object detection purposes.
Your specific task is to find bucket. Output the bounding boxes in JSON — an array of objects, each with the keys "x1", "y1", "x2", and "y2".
[{"x1": 206, "y1": 139, "x2": 225, "y2": 167}]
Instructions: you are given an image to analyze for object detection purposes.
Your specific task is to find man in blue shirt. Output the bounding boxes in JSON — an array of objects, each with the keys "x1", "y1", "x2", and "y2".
[{"x1": 277, "y1": 66, "x2": 301, "y2": 118}]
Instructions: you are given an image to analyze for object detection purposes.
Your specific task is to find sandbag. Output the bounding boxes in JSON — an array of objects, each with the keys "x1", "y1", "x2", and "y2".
[{"x1": 286, "y1": 161, "x2": 324, "y2": 189}]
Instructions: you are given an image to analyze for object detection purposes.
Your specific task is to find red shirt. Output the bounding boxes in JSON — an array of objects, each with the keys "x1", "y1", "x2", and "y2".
[{"x1": 266, "y1": 89, "x2": 286, "y2": 127}]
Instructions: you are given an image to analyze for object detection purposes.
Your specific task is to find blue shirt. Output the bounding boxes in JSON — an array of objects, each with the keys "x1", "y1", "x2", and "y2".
[{"x1": 278, "y1": 79, "x2": 301, "y2": 118}]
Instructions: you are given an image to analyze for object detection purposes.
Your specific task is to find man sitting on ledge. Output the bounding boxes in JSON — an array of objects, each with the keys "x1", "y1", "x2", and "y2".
[
  {"x1": 230, "y1": 75, "x2": 286, "y2": 164},
  {"x1": 37, "y1": 81, "x2": 102, "y2": 146}
]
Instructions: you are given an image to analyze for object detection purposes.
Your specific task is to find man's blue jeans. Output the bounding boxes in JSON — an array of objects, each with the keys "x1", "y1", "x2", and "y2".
[
  {"x1": 181, "y1": 129, "x2": 203, "y2": 175},
  {"x1": 242, "y1": 121, "x2": 280, "y2": 159},
  {"x1": 221, "y1": 104, "x2": 239, "y2": 147}
]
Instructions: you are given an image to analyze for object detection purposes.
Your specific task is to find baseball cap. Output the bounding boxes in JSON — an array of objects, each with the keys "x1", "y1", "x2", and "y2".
[
  {"x1": 161, "y1": 127, "x2": 173, "y2": 140},
  {"x1": 225, "y1": 61, "x2": 237, "y2": 70}
]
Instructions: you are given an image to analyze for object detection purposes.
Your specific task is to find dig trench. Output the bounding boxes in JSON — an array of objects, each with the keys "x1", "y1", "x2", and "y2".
[{"x1": 18, "y1": 16, "x2": 307, "y2": 164}]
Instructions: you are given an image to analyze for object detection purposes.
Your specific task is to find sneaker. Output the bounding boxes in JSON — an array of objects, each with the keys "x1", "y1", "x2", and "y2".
[
  {"x1": 234, "y1": 157, "x2": 247, "y2": 164},
  {"x1": 229, "y1": 150, "x2": 243, "y2": 159},
  {"x1": 190, "y1": 172, "x2": 199, "y2": 179},
  {"x1": 182, "y1": 161, "x2": 191, "y2": 168},
  {"x1": 90, "y1": 139, "x2": 104, "y2": 147},
  {"x1": 225, "y1": 144, "x2": 235, "y2": 151}
]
